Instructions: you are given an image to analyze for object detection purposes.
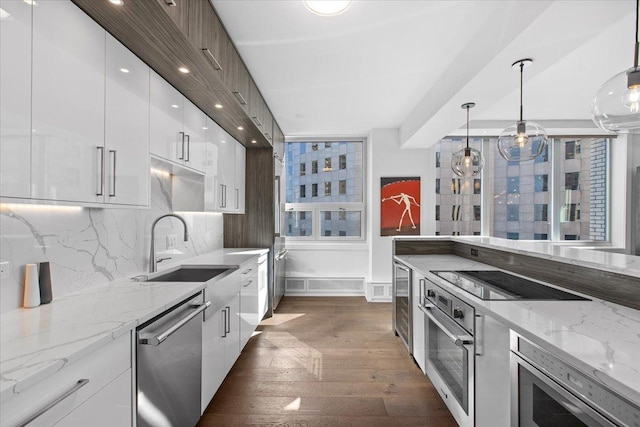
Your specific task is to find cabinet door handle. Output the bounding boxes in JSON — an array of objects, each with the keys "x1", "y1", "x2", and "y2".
[
  {"x1": 96, "y1": 147, "x2": 104, "y2": 196},
  {"x1": 178, "y1": 132, "x2": 185, "y2": 160},
  {"x1": 232, "y1": 91, "x2": 247, "y2": 105},
  {"x1": 225, "y1": 305, "x2": 231, "y2": 334},
  {"x1": 243, "y1": 280, "x2": 253, "y2": 288},
  {"x1": 252, "y1": 116, "x2": 262, "y2": 127},
  {"x1": 202, "y1": 48, "x2": 222, "y2": 71},
  {"x1": 222, "y1": 308, "x2": 227, "y2": 337},
  {"x1": 185, "y1": 134, "x2": 190, "y2": 162},
  {"x1": 242, "y1": 268, "x2": 253, "y2": 274},
  {"x1": 109, "y1": 150, "x2": 117, "y2": 197},
  {"x1": 223, "y1": 184, "x2": 227, "y2": 208},
  {"x1": 235, "y1": 188, "x2": 239, "y2": 209},
  {"x1": 19, "y1": 379, "x2": 90, "y2": 426}
]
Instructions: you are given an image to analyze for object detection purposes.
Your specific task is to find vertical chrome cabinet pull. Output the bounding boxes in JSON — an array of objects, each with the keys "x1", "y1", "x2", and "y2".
[
  {"x1": 20, "y1": 379, "x2": 90, "y2": 426},
  {"x1": 419, "y1": 279, "x2": 425, "y2": 307},
  {"x1": 201, "y1": 48, "x2": 222, "y2": 71},
  {"x1": 233, "y1": 91, "x2": 247, "y2": 105},
  {"x1": 109, "y1": 150, "x2": 116, "y2": 197},
  {"x1": 225, "y1": 306, "x2": 231, "y2": 334},
  {"x1": 221, "y1": 308, "x2": 228, "y2": 338},
  {"x1": 178, "y1": 132, "x2": 185, "y2": 160},
  {"x1": 96, "y1": 147, "x2": 104, "y2": 196},
  {"x1": 185, "y1": 134, "x2": 190, "y2": 162},
  {"x1": 235, "y1": 188, "x2": 239, "y2": 209}
]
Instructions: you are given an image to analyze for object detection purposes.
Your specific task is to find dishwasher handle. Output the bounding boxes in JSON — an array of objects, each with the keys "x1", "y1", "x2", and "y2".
[{"x1": 140, "y1": 301, "x2": 211, "y2": 346}]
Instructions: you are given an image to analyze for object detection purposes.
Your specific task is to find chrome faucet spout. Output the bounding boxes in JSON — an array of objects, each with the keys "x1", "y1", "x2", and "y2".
[{"x1": 149, "y1": 213, "x2": 189, "y2": 273}]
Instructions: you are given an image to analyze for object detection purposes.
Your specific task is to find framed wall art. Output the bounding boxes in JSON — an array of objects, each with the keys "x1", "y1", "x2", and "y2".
[{"x1": 380, "y1": 177, "x2": 421, "y2": 236}]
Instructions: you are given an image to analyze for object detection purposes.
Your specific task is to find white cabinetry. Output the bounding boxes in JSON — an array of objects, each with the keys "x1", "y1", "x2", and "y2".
[
  {"x1": 31, "y1": 0, "x2": 105, "y2": 203},
  {"x1": 239, "y1": 262, "x2": 259, "y2": 349},
  {"x1": 0, "y1": 0, "x2": 32, "y2": 199},
  {"x1": 412, "y1": 272, "x2": 426, "y2": 374},
  {"x1": 2, "y1": 333, "x2": 131, "y2": 427},
  {"x1": 104, "y1": 34, "x2": 150, "y2": 206},
  {"x1": 150, "y1": 71, "x2": 206, "y2": 174},
  {"x1": 234, "y1": 143, "x2": 246, "y2": 213},
  {"x1": 258, "y1": 253, "x2": 268, "y2": 319}
]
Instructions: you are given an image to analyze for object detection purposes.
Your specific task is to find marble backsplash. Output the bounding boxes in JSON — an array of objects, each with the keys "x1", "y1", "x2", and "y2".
[{"x1": 0, "y1": 161, "x2": 223, "y2": 314}]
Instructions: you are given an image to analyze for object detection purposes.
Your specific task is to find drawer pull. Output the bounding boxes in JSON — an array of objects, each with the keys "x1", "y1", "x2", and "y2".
[
  {"x1": 242, "y1": 280, "x2": 253, "y2": 288},
  {"x1": 202, "y1": 48, "x2": 222, "y2": 71},
  {"x1": 20, "y1": 379, "x2": 90, "y2": 426},
  {"x1": 242, "y1": 268, "x2": 253, "y2": 274}
]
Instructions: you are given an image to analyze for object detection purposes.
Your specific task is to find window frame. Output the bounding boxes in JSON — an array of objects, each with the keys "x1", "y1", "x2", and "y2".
[{"x1": 285, "y1": 138, "x2": 367, "y2": 242}]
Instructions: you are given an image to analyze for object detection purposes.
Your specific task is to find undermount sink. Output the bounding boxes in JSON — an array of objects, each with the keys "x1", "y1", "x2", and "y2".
[{"x1": 147, "y1": 267, "x2": 230, "y2": 282}]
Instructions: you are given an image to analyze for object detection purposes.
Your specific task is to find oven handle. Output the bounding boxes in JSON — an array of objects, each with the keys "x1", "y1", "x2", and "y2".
[{"x1": 420, "y1": 304, "x2": 473, "y2": 347}]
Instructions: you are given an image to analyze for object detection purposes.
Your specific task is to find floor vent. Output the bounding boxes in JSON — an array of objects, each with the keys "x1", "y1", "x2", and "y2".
[
  {"x1": 285, "y1": 277, "x2": 364, "y2": 295},
  {"x1": 285, "y1": 279, "x2": 305, "y2": 292}
]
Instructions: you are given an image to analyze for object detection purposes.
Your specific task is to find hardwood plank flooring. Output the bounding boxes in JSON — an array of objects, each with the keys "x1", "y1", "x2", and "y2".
[{"x1": 198, "y1": 297, "x2": 457, "y2": 427}]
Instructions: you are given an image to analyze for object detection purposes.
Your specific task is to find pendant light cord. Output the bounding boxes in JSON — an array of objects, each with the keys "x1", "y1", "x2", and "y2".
[
  {"x1": 466, "y1": 105, "x2": 470, "y2": 149},
  {"x1": 635, "y1": 0, "x2": 639, "y2": 68},
  {"x1": 519, "y1": 61, "x2": 524, "y2": 121}
]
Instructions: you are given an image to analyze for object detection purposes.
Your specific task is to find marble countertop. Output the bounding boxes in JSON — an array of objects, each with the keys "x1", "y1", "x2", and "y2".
[
  {"x1": 396, "y1": 254, "x2": 640, "y2": 406},
  {"x1": 394, "y1": 236, "x2": 640, "y2": 278},
  {"x1": 0, "y1": 248, "x2": 268, "y2": 403}
]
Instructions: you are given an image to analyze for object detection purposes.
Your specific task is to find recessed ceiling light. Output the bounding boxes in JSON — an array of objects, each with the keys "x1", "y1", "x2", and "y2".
[
  {"x1": 251, "y1": 140, "x2": 257, "y2": 144},
  {"x1": 108, "y1": 0, "x2": 123, "y2": 5},
  {"x1": 120, "y1": 68, "x2": 129, "y2": 73},
  {"x1": 214, "y1": 104, "x2": 223, "y2": 109},
  {"x1": 202, "y1": 126, "x2": 208, "y2": 130},
  {"x1": 304, "y1": 0, "x2": 351, "y2": 16},
  {"x1": 221, "y1": 140, "x2": 226, "y2": 144},
  {"x1": 237, "y1": 126, "x2": 244, "y2": 130},
  {"x1": 178, "y1": 67, "x2": 190, "y2": 74},
  {"x1": 171, "y1": 104, "x2": 179, "y2": 109}
]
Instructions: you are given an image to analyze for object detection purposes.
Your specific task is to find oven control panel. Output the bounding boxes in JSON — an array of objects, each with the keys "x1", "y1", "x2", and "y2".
[
  {"x1": 422, "y1": 276, "x2": 474, "y2": 334},
  {"x1": 515, "y1": 336, "x2": 640, "y2": 426}
]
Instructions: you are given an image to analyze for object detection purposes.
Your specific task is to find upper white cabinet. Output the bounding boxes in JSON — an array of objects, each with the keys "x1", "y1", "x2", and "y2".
[
  {"x1": 150, "y1": 71, "x2": 206, "y2": 174},
  {"x1": 104, "y1": 34, "x2": 150, "y2": 206},
  {"x1": 0, "y1": 0, "x2": 32, "y2": 199},
  {"x1": 234, "y1": 143, "x2": 246, "y2": 213},
  {"x1": 31, "y1": 0, "x2": 106, "y2": 203},
  {"x1": 210, "y1": 122, "x2": 236, "y2": 212}
]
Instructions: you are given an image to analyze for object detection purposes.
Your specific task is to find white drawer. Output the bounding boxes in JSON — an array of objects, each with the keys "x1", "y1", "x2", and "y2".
[{"x1": 2, "y1": 333, "x2": 131, "y2": 427}]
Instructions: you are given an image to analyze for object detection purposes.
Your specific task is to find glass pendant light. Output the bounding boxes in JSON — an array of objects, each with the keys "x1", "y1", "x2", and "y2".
[
  {"x1": 592, "y1": 0, "x2": 640, "y2": 132},
  {"x1": 451, "y1": 103, "x2": 483, "y2": 177},
  {"x1": 497, "y1": 59, "x2": 548, "y2": 162},
  {"x1": 304, "y1": 0, "x2": 352, "y2": 16}
]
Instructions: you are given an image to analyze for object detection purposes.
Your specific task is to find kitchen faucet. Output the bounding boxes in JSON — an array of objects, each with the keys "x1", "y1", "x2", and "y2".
[{"x1": 149, "y1": 213, "x2": 189, "y2": 273}]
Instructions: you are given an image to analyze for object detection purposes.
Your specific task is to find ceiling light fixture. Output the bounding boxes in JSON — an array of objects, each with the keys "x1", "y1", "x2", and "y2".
[
  {"x1": 214, "y1": 103, "x2": 223, "y2": 109},
  {"x1": 237, "y1": 126, "x2": 244, "y2": 130},
  {"x1": 108, "y1": 0, "x2": 123, "y2": 5},
  {"x1": 251, "y1": 140, "x2": 257, "y2": 144},
  {"x1": 119, "y1": 68, "x2": 129, "y2": 73},
  {"x1": 451, "y1": 103, "x2": 483, "y2": 178},
  {"x1": 592, "y1": 0, "x2": 640, "y2": 133},
  {"x1": 304, "y1": 0, "x2": 351, "y2": 16},
  {"x1": 178, "y1": 67, "x2": 190, "y2": 74},
  {"x1": 497, "y1": 59, "x2": 548, "y2": 162}
]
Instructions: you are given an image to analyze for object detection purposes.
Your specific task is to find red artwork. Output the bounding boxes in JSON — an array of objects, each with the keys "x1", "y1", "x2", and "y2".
[{"x1": 380, "y1": 177, "x2": 421, "y2": 236}]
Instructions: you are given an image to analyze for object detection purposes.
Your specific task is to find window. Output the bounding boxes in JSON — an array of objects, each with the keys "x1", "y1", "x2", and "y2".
[
  {"x1": 507, "y1": 205, "x2": 519, "y2": 221},
  {"x1": 434, "y1": 138, "x2": 482, "y2": 236},
  {"x1": 339, "y1": 155, "x2": 347, "y2": 170},
  {"x1": 285, "y1": 140, "x2": 365, "y2": 240},
  {"x1": 534, "y1": 204, "x2": 548, "y2": 222},
  {"x1": 300, "y1": 163, "x2": 306, "y2": 176},
  {"x1": 534, "y1": 174, "x2": 548, "y2": 192},
  {"x1": 565, "y1": 172, "x2": 580, "y2": 190},
  {"x1": 507, "y1": 232, "x2": 519, "y2": 240},
  {"x1": 534, "y1": 140, "x2": 548, "y2": 163},
  {"x1": 488, "y1": 137, "x2": 609, "y2": 241}
]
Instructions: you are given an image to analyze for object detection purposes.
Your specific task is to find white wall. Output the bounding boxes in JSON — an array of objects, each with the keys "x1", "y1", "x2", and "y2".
[
  {"x1": 367, "y1": 128, "x2": 432, "y2": 287},
  {"x1": 0, "y1": 159, "x2": 224, "y2": 314}
]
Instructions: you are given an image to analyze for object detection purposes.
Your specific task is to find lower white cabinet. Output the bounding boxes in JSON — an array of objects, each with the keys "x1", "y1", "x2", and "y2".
[
  {"x1": 201, "y1": 293, "x2": 240, "y2": 414},
  {"x1": 2, "y1": 333, "x2": 132, "y2": 427},
  {"x1": 412, "y1": 271, "x2": 426, "y2": 374},
  {"x1": 258, "y1": 253, "x2": 269, "y2": 319},
  {"x1": 239, "y1": 263, "x2": 259, "y2": 349}
]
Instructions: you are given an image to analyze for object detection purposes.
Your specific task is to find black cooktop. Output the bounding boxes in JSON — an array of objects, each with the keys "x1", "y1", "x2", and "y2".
[{"x1": 431, "y1": 270, "x2": 589, "y2": 301}]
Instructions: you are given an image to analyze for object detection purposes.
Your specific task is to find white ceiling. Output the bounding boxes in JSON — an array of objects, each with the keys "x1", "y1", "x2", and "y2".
[{"x1": 212, "y1": 0, "x2": 635, "y2": 148}]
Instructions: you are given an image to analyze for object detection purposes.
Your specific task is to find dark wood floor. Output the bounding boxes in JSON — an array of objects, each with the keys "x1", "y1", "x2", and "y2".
[{"x1": 198, "y1": 297, "x2": 457, "y2": 427}]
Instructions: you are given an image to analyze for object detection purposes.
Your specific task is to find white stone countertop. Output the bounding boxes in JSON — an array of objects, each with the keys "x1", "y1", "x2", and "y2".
[
  {"x1": 0, "y1": 248, "x2": 268, "y2": 403},
  {"x1": 394, "y1": 236, "x2": 640, "y2": 278},
  {"x1": 395, "y1": 254, "x2": 640, "y2": 406}
]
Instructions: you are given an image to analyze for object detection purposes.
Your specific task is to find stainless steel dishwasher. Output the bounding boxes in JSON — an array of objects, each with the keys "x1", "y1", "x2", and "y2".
[{"x1": 136, "y1": 292, "x2": 210, "y2": 427}]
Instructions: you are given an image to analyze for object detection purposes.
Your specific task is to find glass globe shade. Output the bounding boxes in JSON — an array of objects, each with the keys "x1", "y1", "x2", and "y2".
[
  {"x1": 497, "y1": 120, "x2": 548, "y2": 162},
  {"x1": 592, "y1": 66, "x2": 640, "y2": 133},
  {"x1": 451, "y1": 147, "x2": 483, "y2": 177},
  {"x1": 304, "y1": 0, "x2": 352, "y2": 16}
]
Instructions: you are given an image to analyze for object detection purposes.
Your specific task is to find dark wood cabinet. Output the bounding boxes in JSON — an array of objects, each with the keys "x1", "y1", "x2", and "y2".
[
  {"x1": 155, "y1": 0, "x2": 189, "y2": 36},
  {"x1": 248, "y1": 78, "x2": 273, "y2": 145},
  {"x1": 188, "y1": 2, "x2": 226, "y2": 75},
  {"x1": 273, "y1": 122, "x2": 284, "y2": 161},
  {"x1": 224, "y1": 42, "x2": 250, "y2": 114}
]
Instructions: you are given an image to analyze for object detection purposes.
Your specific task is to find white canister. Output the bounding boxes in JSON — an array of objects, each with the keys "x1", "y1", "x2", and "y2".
[{"x1": 23, "y1": 263, "x2": 41, "y2": 308}]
